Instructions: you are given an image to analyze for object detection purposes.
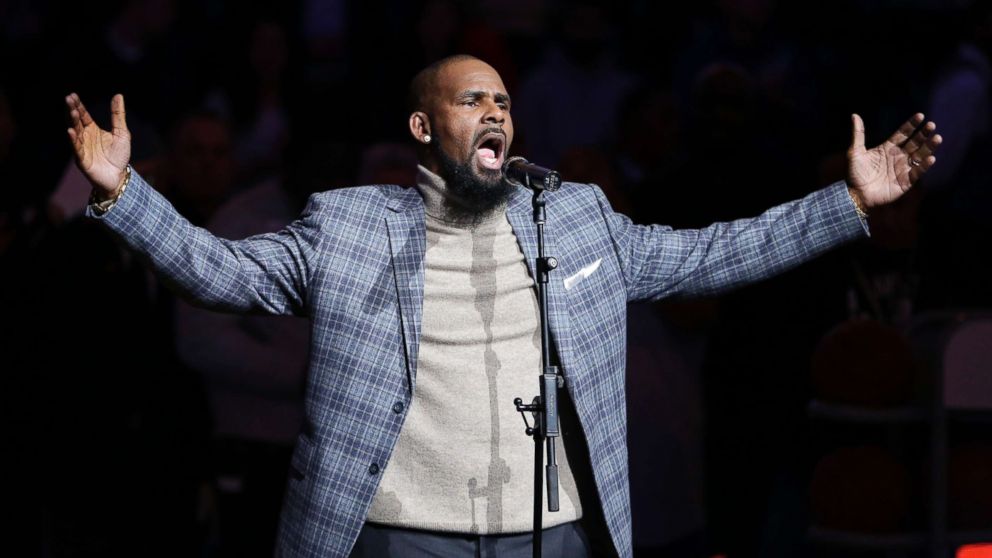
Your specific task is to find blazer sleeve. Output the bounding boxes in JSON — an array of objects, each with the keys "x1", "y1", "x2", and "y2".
[
  {"x1": 86, "y1": 170, "x2": 321, "y2": 316},
  {"x1": 597, "y1": 181, "x2": 870, "y2": 302}
]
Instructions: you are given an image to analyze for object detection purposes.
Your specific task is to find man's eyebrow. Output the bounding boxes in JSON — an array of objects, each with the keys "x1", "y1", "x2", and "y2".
[{"x1": 456, "y1": 90, "x2": 512, "y2": 106}]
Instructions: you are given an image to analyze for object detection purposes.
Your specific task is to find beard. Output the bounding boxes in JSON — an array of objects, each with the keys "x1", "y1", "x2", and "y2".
[{"x1": 432, "y1": 139, "x2": 514, "y2": 223}]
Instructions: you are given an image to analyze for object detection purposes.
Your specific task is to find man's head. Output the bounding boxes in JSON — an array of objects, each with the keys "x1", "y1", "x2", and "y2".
[{"x1": 408, "y1": 55, "x2": 515, "y2": 219}]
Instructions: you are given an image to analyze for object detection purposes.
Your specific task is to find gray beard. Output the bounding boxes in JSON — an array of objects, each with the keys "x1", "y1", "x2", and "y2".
[{"x1": 434, "y1": 143, "x2": 514, "y2": 224}]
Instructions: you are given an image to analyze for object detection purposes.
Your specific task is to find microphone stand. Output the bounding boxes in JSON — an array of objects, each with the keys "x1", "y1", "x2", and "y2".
[{"x1": 513, "y1": 179, "x2": 564, "y2": 558}]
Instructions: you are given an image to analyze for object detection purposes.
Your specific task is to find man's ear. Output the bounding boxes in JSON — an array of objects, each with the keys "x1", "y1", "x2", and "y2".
[{"x1": 409, "y1": 112, "x2": 431, "y2": 144}]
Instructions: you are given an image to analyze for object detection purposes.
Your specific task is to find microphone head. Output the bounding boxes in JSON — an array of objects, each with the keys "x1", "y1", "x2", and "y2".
[
  {"x1": 502, "y1": 156, "x2": 562, "y2": 191},
  {"x1": 501, "y1": 156, "x2": 529, "y2": 187},
  {"x1": 543, "y1": 171, "x2": 562, "y2": 192}
]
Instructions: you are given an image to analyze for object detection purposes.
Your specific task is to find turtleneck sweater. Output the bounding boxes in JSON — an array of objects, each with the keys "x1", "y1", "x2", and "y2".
[{"x1": 366, "y1": 165, "x2": 582, "y2": 533}]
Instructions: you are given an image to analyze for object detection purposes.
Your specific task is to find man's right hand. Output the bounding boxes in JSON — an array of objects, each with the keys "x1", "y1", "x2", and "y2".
[{"x1": 65, "y1": 93, "x2": 131, "y2": 200}]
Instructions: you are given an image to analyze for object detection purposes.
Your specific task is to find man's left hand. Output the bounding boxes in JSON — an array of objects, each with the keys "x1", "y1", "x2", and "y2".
[{"x1": 847, "y1": 113, "x2": 942, "y2": 210}]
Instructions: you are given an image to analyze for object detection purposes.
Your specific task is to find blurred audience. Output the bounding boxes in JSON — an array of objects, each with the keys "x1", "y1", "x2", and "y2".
[
  {"x1": 2, "y1": 1, "x2": 987, "y2": 556},
  {"x1": 157, "y1": 111, "x2": 237, "y2": 226},
  {"x1": 917, "y1": 0, "x2": 992, "y2": 309},
  {"x1": 205, "y1": 18, "x2": 294, "y2": 188},
  {"x1": 358, "y1": 142, "x2": 419, "y2": 186},
  {"x1": 514, "y1": 1, "x2": 636, "y2": 166}
]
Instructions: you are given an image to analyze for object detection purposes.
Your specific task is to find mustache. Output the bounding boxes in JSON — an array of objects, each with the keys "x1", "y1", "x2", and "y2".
[{"x1": 472, "y1": 127, "x2": 506, "y2": 145}]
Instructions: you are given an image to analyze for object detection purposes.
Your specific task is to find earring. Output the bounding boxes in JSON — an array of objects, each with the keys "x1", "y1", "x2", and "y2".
[{"x1": 423, "y1": 134, "x2": 431, "y2": 144}]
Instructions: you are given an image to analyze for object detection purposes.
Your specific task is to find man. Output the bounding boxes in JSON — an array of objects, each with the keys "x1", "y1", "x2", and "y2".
[{"x1": 65, "y1": 55, "x2": 940, "y2": 557}]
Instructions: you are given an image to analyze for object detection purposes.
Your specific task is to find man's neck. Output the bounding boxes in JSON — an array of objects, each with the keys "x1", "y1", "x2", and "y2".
[{"x1": 415, "y1": 165, "x2": 505, "y2": 228}]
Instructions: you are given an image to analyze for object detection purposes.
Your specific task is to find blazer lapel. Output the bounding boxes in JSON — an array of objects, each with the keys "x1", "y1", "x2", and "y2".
[{"x1": 385, "y1": 189, "x2": 427, "y2": 393}]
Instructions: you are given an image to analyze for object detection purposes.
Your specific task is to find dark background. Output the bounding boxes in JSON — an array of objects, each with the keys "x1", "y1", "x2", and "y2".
[{"x1": 2, "y1": 0, "x2": 990, "y2": 557}]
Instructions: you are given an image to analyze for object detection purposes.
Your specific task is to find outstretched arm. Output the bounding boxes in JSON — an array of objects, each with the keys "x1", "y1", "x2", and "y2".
[
  {"x1": 609, "y1": 113, "x2": 941, "y2": 302},
  {"x1": 65, "y1": 93, "x2": 318, "y2": 316},
  {"x1": 605, "y1": 181, "x2": 868, "y2": 301}
]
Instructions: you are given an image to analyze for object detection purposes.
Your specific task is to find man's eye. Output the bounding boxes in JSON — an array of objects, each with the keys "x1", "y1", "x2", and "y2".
[
  {"x1": 463, "y1": 101, "x2": 478, "y2": 107},
  {"x1": 497, "y1": 103, "x2": 509, "y2": 111}
]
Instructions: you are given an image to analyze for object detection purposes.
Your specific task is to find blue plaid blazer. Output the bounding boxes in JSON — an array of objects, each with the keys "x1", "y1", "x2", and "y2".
[{"x1": 89, "y1": 172, "x2": 866, "y2": 557}]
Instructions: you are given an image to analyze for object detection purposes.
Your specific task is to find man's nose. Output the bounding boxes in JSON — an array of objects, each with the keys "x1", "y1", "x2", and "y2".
[{"x1": 482, "y1": 101, "x2": 505, "y2": 124}]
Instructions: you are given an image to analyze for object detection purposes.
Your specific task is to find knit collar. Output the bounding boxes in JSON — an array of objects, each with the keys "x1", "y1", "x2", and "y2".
[{"x1": 415, "y1": 165, "x2": 507, "y2": 229}]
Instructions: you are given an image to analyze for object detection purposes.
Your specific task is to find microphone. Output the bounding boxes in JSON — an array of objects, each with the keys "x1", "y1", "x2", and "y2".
[{"x1": 502, "y1": 156, "x2": 562, "y2": 192}]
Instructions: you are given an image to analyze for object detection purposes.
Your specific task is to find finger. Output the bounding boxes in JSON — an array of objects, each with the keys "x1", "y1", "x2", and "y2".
[
  {"x1": 66, "y1": 128, "x2": 84, "y2": 161},
  {"x1": 887, "y1": 113, "x2": 925, "y2": 147},
  {"x1": 906, "y1": 132, "x2": 942, "y2": 164},
  {"x1": 69, "y1": 108, "x2": 84, "y2": 136},
  {"x1": 67, "y1": 126, "x2": 82, "y2": 150},
  {"x1": 850, "y1": 113, "x2": 866, "y2": 153},
  {"x1": 65, "y1": 94, "x2": 80, "y2": 126},
  {"x1": 908, "y1": 132, "x2": 943, "y2": 164},
  {"x1": 71, "y1": 93, "x2": 95, "y2": 128},
  {"x1": 902, "y1": 120, "x2": 936, "y2": 153},
  {"x1": 110, "y1": 94, "x2": 128, "y2": 134},
  {"x1": 909, "y1": 154, "x2": 937, "y2": 183},
  {"x1": 924, "y1": 132, "x2": 942, "y2": 154}
]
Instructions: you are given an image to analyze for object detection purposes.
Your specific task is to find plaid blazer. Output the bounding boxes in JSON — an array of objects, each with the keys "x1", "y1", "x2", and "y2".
[{"x1": 89, "y1": 172, "x2": 866, "y2": 557}]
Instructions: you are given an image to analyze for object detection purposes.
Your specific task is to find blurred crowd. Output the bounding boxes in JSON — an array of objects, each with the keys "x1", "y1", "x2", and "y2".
[{"x1": 2, "y1": 0, "x2": 991, "y2": 557}]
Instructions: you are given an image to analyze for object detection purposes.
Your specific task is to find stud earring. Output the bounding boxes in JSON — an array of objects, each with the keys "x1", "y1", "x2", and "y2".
[{"x1": 423, "y1": 134, "x2": 431, "y2": 144}]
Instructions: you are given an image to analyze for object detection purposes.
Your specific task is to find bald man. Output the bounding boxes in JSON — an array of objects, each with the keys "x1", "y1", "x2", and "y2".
[{"x1": 67, "y1": 55, "x2": 940, "y2": 557}]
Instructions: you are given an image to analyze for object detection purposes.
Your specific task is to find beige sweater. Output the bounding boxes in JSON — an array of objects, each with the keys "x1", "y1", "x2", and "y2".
[{"x1": 366, "y1": 166, "x2": 582, "y2": 534}]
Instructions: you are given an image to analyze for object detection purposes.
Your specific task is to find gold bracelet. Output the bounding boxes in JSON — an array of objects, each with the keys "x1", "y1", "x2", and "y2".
[
  {"x1": 848, "y1": 189, "x2": 868, "y2": 221},
  {"x1": 90, "y1": 165, "x2": 132, "y2": 215}
]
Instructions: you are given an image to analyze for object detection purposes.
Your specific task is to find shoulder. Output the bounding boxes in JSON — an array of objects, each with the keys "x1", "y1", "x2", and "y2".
[
  {"x1": 541, "y1": 182, "x2": 621, "y2": 239},
  {"x1": 302, "y1": 184, "x2": 417, "y2": 220},
  {"x1": 547, "y1": 181, "x2": 612, "y2": 214},
  {"x1": 307, "y1": 183, "x2": 407, "y2": 207}
]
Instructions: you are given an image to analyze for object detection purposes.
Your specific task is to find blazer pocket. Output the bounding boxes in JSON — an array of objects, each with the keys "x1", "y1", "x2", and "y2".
[
  {"x1": 564, "y1": 257, "x2": 603, "y2": 291},
  {"x1": 289, "y1": 435, "x2": 316, "y2": 480}
]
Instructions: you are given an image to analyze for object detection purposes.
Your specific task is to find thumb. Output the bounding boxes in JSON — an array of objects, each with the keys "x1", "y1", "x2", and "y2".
[
  {"x1": 850, "y1": 113, "x2": 865, "y2": 153},
  {"x1": 110, "y1": 94, "x2": 129, "y2": 134}
]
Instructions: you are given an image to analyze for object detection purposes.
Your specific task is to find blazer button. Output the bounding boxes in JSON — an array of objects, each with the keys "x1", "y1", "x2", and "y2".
[
  {"x1": 368, "y1": 463, "x2": 380, "y2": 475},
  {"x1": 392, "y1": 401, "x2": 405, "y2": 414}
]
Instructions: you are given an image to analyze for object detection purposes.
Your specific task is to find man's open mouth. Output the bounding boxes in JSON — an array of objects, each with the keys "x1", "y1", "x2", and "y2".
[{"x1": 475, "y1": 132, "x2": 505, "y2": 171}]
